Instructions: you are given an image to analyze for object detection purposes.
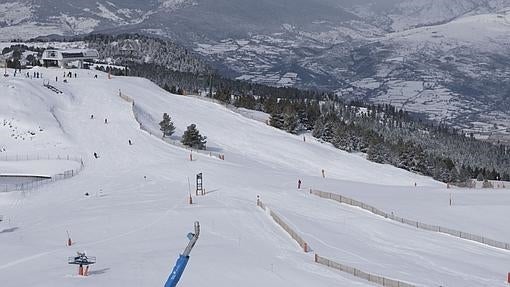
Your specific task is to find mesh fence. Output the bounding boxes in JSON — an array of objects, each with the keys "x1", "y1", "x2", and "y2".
[
  {"x1": 315, "y1": 254, "x2": 416, "y2": 287},
  {"x1": 257, "y1": 198, "x2": 309, "y2": 252},
  {"x1": 0, "y1": 154, "x2": 84, "y2": 192},
  {"x1": 311, "y1": 189, "x2": 510, "y2": 251},
  {"x1": 257, "y1": 198, "x2": 416, "y2": 286}
]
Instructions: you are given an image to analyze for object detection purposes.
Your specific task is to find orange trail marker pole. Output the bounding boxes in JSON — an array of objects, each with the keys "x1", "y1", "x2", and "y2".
[{"x1": 66, "y1": 230, "x2": 72, "y2": 246}]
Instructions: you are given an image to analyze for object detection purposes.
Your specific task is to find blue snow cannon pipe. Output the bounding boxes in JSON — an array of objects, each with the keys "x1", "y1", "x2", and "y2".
[
  {"x1": 164, "y1": 221, "x2": 200, "y2": 287},
  {"x1": 164, "y1": 255, "x2": 189, "y2": 287}
]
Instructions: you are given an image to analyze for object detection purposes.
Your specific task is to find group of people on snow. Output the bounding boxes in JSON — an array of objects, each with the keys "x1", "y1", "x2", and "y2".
[{"x1": 90, "y1": 115, "x2": 134, "y2": 159}]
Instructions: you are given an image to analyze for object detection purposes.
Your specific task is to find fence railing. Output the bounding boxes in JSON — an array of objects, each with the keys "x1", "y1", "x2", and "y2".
[
  {"x1": 314, "y1": 254, "x2": 415, "y2": 287},
  {"x1": 0, "y1": 154, "x2": 84, "y2": 192},
  {"x1": 257, "y1": 198, "x2": 309, "y2": 252},
  {"x1": 119, "y1": 93, "x2": 134, "y2": 103},
  {"x1": 311, "y1": 189, "x2": 510, "y2": 251},
  {"x1": 0, "y1": 154, "x2": 83, "y2": 162},
  {"x1": 256, "y1": 197, "x2": 416, "y2": 287}
]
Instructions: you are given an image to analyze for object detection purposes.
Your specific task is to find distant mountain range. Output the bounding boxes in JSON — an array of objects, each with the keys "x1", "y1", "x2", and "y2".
[{"x1": 1, "y1": 0, "x2": 509, "y2": 141}]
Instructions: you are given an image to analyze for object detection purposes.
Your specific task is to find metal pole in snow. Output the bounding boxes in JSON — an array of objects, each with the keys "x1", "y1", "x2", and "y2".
[{"x1": 187, "y1": 177, "x2": 193, "y2": 204}]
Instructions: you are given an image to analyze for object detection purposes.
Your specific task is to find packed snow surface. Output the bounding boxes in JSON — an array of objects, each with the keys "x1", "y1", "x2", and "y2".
[{"x1": 0, "y1": 68, "x2": 509, "y2": 286}]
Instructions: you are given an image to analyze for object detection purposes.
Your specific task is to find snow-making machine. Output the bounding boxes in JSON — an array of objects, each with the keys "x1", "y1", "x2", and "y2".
[
  {"x1": 164, "y1": 221, "x2": 200, "y2": 287},
  {"x1": 68, "y1": 251, "x2": 96, "y2": 276}
]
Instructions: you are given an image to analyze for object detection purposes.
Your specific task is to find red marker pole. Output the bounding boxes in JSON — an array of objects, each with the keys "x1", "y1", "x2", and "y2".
[{"x1": 66, "y1": 230, "x2": 72, "y2": 246}]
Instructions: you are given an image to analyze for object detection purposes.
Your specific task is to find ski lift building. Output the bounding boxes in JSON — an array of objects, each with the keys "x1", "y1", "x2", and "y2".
[{"x1": 41, "y1": 49, "x2": 99, "y2": 68}]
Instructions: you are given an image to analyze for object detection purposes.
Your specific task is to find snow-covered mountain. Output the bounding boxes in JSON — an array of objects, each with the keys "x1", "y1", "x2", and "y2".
[
  {"x1": 1, "y1": 67, "x2": 510, "y2": 286},
  {"x1": 1, "y1": 0, "x2": 505, "y2": 40},
  {"x1": 0, "y1": 0, "x2": 181, "y2": 38},
  {"x1": 1, "y1": 0, "x2": 509, "y2": 139}
]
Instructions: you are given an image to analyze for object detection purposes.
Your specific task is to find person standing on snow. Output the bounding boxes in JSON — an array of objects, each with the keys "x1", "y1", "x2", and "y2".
[{"x1": 298, "y1": 179, "x2": 302, "y2": 189}]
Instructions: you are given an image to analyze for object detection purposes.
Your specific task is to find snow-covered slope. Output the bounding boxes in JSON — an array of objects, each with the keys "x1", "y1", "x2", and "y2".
[
  {"x1": 387, "y1": 10, "x2": 510, "y2": 53},
  {"x1": 2, "y1": 1, "x2": 510, "y2": 140},
  {"x1": 387, "y1": 0, "x2": 508, "y2": 31},
  {"x1": 0, "y1": 69, "x2": 509, "y2": 286}
]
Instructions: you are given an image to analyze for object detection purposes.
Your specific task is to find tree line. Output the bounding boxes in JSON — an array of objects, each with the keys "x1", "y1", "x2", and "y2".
[{"x1": 15, "y1": 34, "x2": 510, "y2": 183}]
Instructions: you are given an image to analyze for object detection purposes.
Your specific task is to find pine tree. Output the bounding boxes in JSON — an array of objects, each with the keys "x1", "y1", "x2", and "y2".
[
  {"x1": 181, "y1": 124, "x2": 207, "y2": 150},
  {"x1": 367, "y1": 142, "x2": 390, "y2": 164},
  {"x1": 269, "y1": 111, "x2": 284, "y2": 129},
  {"x1": 159, "y1": 113, "x2": 175, "y2": 137},
  {"x1": 283, "y1": 110, "x2": 298, "y2": 134}
]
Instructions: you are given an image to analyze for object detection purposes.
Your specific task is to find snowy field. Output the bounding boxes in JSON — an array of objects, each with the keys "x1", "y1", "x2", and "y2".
[{"x1": 1, "y1": 68, "x2": 509, "y2": 286}]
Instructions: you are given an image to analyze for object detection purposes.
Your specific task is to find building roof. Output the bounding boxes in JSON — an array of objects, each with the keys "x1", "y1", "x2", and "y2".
[{"x1": 42, "y1": 49, "x2": 99, "y2": 61}]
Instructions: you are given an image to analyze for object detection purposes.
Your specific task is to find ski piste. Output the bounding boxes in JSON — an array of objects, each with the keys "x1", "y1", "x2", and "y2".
[{"x1": 164, "y1": 221, "x2": 200, "y2": 287}]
